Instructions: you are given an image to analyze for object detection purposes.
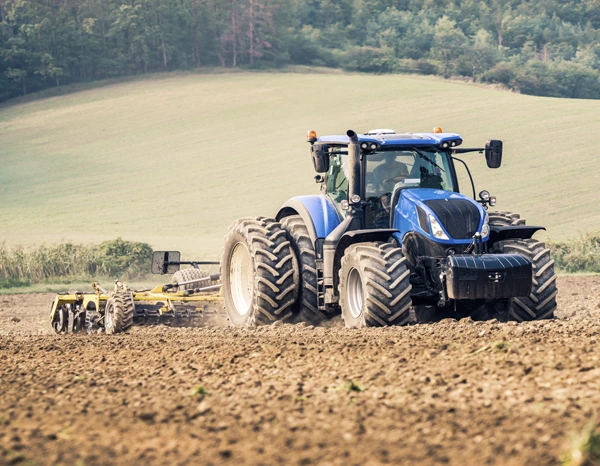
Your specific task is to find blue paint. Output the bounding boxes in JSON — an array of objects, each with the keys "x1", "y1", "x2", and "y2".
[
  {"x1": 288, "y1": 195, "x2": 341, "y2": 238},
  {"x1": 393, "y1": 188, "x2": 488, "y2": 246}
]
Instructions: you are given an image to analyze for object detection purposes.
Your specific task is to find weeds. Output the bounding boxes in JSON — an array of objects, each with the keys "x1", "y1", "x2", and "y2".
[
  {"x1": 0, "y1": 238, "x2": 152, "y2": 286},
  {"x1": 549, "y1": 232, "x2": 600, "y2": 274},
  {"x1": 494, "y1": 341, "x2": 511, "y2": 351},
  {"x1": 191, "y1": 386, "x2": 208, "y2": 396},
  {"x1": 338, "y1": 381, "x2": 365, "y2": 393},
  {"x1": 563, "y1": 419, "x2": 600, "y2": 466}
]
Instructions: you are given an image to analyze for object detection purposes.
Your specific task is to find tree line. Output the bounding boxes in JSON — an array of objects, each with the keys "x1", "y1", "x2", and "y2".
[{"x1": 2, "y1": 0, "x2": 600, "y2": 102}]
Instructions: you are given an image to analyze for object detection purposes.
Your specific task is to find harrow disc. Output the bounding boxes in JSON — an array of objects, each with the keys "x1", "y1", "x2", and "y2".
[{"x1": 85, "y1": 310, "x2": 102, "y2": 334}]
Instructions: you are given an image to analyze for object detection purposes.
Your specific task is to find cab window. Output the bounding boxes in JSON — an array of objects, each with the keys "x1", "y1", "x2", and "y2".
[{"x1": 325, "y1": 152, "x2": 349, "y2": 210}]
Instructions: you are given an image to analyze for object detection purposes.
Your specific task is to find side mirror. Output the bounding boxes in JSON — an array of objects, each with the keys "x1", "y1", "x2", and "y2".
[
  {"x1": 151, "y1": 251, "x2": 181, "y2": 274},
  {"x1": 485, "y1": 140, "x2": 502, "y2": 168},
  {"x1": 311, "y1": 143, "x2": 329, "y2": 173}
]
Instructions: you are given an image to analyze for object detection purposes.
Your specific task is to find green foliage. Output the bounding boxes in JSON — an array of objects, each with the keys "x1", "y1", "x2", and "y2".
[
  {"x1": 549, "y1": 232, "x2": 600, "y2": 273},
  {"x1": 0, "y1": 238, "x2": 152, "y2": 285},
  {"x1": 190, "y1": 386, "x2": 209, "y2": 396},
  {"x1": 2, "y1": 0, "x2": 600, "y2": 101},
  {"x1": 338, "y1": 380, "x2": 365, "y2": 392},
  {"x1": 562, "y1": 419, "x2": 600, "y2": 466}
]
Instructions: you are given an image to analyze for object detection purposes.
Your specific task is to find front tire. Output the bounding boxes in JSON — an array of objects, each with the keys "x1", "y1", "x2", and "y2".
[
  {"x1": 339, "y1": 242, "x2": 412, "y2": 328},
  {"x1": 222, "y1": 217, "x2": 298, "y2": 326},
  {"x1": 491, "y1": 238, "x2": 558, "y2": 321}
]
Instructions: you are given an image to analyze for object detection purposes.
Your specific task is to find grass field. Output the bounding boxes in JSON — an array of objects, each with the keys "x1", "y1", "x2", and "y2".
[{"x1": 1, "y1": 69, "x2": 598, "y2": 259}]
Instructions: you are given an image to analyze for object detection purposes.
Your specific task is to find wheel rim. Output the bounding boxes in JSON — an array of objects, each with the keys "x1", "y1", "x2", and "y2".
[
  {"x1": 347, "y1": 267, "x2": 364, "y2": 319},
  {"x1": 229, "y1": 242, "x2": 253, "y2": 316},
  {"x1": 105, "y1": 304, "x2": 114, "y2": 330}
]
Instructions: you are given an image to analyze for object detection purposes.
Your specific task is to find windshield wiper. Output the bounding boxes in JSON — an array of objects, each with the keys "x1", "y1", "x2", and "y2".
[{"x1": 412, "y1": 147, "x2": 445, "y2": 172}]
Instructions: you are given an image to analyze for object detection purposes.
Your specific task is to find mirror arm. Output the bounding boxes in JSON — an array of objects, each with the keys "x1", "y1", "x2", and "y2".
[
  {"x1": 452, "y1": 148, "x2": 484, "y2": 154},
  {"x1": 452, "y1": 156, "x2": 476, "y2": 200}
]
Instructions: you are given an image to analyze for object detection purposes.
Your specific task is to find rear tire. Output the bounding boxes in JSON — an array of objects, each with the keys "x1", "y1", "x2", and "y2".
[
  {"x1": 104, "y1": 292, "x2": 135, "y2": 334},
  {"x1": 339, "y1": 242, "x2": 412, "y2": 328},
  {"x1": 491, "y1": 238, "x2": 558, "y2": 321},
  {"x1": 280, "y1": 215, "x2": 328, "y2": 325},
  {"x1": 222, "y1": 217, "x2": 298, "y2": 326}
]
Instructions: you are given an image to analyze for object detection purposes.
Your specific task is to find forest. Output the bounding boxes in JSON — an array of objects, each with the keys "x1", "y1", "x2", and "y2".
[{"x1": 2, "y1": 0, "x2": 600, "y2": 102}]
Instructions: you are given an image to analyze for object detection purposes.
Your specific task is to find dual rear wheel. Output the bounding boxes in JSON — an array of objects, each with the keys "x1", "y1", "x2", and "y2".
[
  {"x1": 221, "y1": 216, "x2": 412, "y2": 328},
  {"x1": 221, "y1": 217, "x2": 298, "y2": 326}
]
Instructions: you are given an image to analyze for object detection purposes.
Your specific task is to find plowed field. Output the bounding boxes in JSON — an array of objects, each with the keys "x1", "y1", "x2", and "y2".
[{"x1": 1, "y1": 276, "x2": 599, "y2": 465}]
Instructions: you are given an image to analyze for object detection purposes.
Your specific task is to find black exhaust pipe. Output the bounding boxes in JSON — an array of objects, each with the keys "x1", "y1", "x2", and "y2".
[
  {"x1": 322, "y1": 130, "x2": 364, "y2": 299},
  {"x1": 347, "y1": 130, "x2": 361, "y2": 204}
]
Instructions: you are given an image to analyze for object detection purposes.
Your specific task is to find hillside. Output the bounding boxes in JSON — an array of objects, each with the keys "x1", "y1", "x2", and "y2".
[{"x1": 0, "y1": 70, "x2": 597, "y2": 258}]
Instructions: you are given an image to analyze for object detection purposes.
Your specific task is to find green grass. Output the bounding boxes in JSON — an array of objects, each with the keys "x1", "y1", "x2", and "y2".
[
  {"x1": 550, "y1": 232, "x2": 600, "y2": 273},
  {"x1": 0, "y1": 238, "x2": 153, "y2": 289},
  {"x1": 562, "y1": 420, "x2": 600, "y2": 466},
  {"x1": 1, "y1": 69, "x2": 599, "y2": 258}
]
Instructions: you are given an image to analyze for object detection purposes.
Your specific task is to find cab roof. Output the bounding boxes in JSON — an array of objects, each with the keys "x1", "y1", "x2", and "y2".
[{"x1": 317, "y1": 132, "x2": 463, "y2": 148}]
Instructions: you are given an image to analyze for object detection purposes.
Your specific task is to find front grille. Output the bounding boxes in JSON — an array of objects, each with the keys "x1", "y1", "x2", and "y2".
[{"x1": 423, "y1": 199, "x2": 481, "y2": 239}]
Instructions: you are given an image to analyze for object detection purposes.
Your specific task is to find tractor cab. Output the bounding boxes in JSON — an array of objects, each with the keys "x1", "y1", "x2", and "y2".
[
  {"x1": 324, "y1": 144, "x2": 459, "y2": 228},
  {"x1": 315, "y1": 130, "x2": 464, "y2": 230}
]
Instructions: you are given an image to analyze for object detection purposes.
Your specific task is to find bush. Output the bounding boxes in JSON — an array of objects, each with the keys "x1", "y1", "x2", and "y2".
[
  {"x1": 0, "y1": 238, "x2": 153, "y2": 285},
  {"x1": 549, "y1": 232, "x2": 600, "y2": 273},
  {"x1": 395, "y1": 58, "x2": 439, "y2": 75},
  {"x1": 482, "y1": 62, "x2": 516, "y2": 86},
  {"x1": 341, "y1": 46, "x2": 397, "y2": 73}
]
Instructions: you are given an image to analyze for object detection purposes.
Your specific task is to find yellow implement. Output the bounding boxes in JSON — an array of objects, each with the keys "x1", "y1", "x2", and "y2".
[{"x1": 50, "y1": 280, "x2": 224, "y2": 334}]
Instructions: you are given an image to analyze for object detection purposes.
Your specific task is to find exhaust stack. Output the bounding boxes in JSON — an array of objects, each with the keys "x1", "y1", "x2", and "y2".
[{"x1": 347, "y1": 130, "x2": 361, "y2": 203}]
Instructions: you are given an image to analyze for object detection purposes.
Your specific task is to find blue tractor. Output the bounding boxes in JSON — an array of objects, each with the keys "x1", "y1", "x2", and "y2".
[{"x1": 221, "y1": 128, "x2": 557, "y2": 327}]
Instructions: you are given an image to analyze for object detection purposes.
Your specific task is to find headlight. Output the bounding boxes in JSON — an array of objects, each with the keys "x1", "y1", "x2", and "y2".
[
  {"x1": 481, "y1": 212, "x2": 490, "y2": 237},
  {"x1": 429, "y1": 215, "x2": 449, "y2": 240}
]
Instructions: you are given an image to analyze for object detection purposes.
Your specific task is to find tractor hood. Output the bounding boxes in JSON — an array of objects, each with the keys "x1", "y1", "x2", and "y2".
[{"x1": 393, "y1": 188, "x2": 488, "y2": 245}]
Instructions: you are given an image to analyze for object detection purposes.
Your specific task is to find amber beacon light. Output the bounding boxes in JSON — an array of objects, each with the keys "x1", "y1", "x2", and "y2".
[{"x1": 433, "y1": 127, "x2": 443, "y2": 133}]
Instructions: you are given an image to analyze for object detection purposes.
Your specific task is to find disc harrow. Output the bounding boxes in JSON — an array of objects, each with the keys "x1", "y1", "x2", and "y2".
[{"x1": 50, "y1": 273, "x2": 224, "y2": 335}]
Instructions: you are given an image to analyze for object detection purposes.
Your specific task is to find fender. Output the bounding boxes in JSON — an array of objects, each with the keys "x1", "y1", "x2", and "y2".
[
  {"x1": 331, "y1": 229, "x2": 399, "y2": 291},
  {"x1": 488, "y1": 225, "x2": 546, "y2": 245},
  {"x1": 276, "y1": 195, "x2": 341, "y2": 244}
]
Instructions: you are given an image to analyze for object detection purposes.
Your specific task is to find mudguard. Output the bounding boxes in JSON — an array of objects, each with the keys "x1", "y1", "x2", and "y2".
[
  {"x1": 488, "y1": 225, "x2": 546, "y2": 245},
  {"x1": 276, "y1": 195, "x2": 341, "y2": 243},
  {"x1": 332, "y1": 229, "x2": 399, "y2": 289}
]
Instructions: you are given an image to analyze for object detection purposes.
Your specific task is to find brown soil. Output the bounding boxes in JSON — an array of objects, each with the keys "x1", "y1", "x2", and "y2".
[{"x1": 1, "y1": 276, "x2": 599, "y2": 465}]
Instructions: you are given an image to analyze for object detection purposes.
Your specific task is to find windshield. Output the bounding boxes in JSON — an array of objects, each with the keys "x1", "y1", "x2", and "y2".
[
  {"x1": 324, "y1": 147, "x2": 457, "y2": 225},
  {"x1": 366, "y1": 148, "x2": 456, "y2": 197}
]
